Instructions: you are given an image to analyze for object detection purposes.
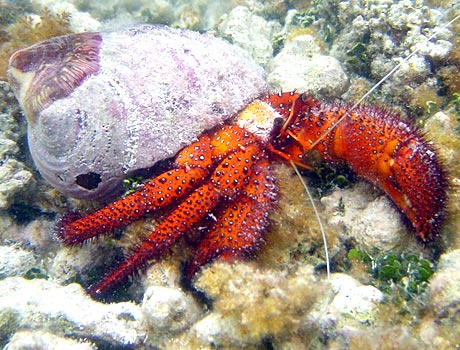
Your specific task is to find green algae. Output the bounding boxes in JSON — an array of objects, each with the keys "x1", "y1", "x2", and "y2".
[{"x1": 348, "y1": 249, "x2": 435, "y2": 301}]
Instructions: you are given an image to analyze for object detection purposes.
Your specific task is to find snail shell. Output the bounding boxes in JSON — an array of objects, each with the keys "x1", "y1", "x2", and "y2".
[{"x1": 7, "y1": 25, "x2": 267, "y2": 200}]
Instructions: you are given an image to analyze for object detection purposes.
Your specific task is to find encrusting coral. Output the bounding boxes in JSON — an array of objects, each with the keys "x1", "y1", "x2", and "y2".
[{"x1": 193, "y1": 262, "x2": 321, "y2": 345}]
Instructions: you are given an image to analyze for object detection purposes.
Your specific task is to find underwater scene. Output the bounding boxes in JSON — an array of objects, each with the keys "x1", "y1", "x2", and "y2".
[{"x1": 0, "y1": 0, "x2": 460, "y2": 349}]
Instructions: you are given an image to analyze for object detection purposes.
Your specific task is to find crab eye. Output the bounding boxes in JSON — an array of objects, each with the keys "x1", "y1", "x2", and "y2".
[
  {"x1": 273, "y1": 117, "x2": 284, "y2": 128},
  {"x1": 75, "y1": 172, "x2": 102, "y2": 190}
]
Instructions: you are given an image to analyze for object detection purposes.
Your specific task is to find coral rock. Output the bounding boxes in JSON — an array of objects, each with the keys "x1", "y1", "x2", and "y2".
[
  {"x1": 426, "y1": 249, "x2": 460, "y2": 319},
  {"x1": 0, "y1": 246, "x2": 36, "y2": 279},
  {"x1": 218, "y1": 6, "x2": 281, "y2": 67},
  {"x1": 141, "y1": 286, "x2": 201, "y2": 333},
  {"x1": 0, "y1": 277, "x2": 146, "y2": 346},
  {"x1": 268, "y1": 34, "x2": 349, "y2": 97},
  {"x1": 309, "y1": 273, "x2": 384, "y2": 338},
  {"x1": 5, "y1": 330, "x2": 96, "y2": 350},
  {"x1": 321, "y1": 182, "x2": 406, "y2": 251}
]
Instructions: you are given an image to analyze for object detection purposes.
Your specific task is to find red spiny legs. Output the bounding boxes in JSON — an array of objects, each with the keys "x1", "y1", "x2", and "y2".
[
  {"x1": 57, "y1": 92, "x2": 448, "y2": 299},
  {"x1": 57, "y1": 125, "x2": 277, "y2": 298}
]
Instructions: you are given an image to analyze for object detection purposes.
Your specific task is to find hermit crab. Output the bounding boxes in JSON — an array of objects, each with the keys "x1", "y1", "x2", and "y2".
[{"x1": 7, "y1": 25, "x2": 448, "y2": 298}]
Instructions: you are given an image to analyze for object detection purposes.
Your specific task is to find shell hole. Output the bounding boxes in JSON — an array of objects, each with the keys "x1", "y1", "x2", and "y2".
[{"x1": 75, "y1": 172, "x2": 102, "y2": 190}]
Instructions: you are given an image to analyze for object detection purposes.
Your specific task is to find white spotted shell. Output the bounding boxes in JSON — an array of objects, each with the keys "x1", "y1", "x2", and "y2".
[{"x1": 8, "y1": 25, "x2": 267, "y2": 200}]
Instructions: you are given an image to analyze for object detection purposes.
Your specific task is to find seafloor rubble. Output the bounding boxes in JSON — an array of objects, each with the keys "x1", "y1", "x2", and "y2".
[{"x1": 0, "y1": 1, "x2": 459, "y2": 349}]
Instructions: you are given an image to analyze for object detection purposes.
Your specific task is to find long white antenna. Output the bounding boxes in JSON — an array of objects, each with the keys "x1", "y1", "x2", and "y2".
[
  {"x1": 290, "y1": 160, "x2": 331, "y2": 280},
  {"x1": 290, "y1": 13, "x2": 459, "y2": 281},
  {"x1": 307, "y1": 13, "x2": 460, "y2": 151}
]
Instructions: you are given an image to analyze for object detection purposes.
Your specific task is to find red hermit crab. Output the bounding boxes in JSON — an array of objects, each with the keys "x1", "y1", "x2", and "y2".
[
  {"x1": 59, "y1": 91, "x2": 447, "y2": 298},
  {"x1": 7, "y1": 26, "x2": 448, "y2": 298}
]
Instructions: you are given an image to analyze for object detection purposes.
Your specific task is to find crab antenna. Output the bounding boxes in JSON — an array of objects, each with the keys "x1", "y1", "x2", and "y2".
[
  {"x1": 290, "y1": 13, "x2": 459, "y2": 280},
  {"x1": 308, "y1": 13, "x2": 460, "y2": 151},
  {"x1": 290, "y1": 160, "x2": 331, "y2": 280}
]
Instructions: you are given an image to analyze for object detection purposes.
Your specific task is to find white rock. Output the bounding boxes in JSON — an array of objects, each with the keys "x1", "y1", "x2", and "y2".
[
  {"x1": 142, "y1": 260, "x2": 183, "y2": 289},
  {"x1": 0, "y1": 277, "x2": 147, "y2": 346},
  {"x1": 425, "y1": 111, "x2": 454, "y2": 131},
  {"x1": 423, "y1": 111, "x2": 457, "y2": 166},
  {"x1": 329, "y1": 274, "x2": 384, "y2": 323},
  {"x1": 17, "y1": 219, "x2": 56, "y2": 253},
  {"x1": 321, "y1": 182, "x2": 406, "y2": 251},
  {"x1": 31, "y1": 0, "x2": 101, "y2": 32},
  {"x1": 141, "y1": 286, "x2": 201, "y2": 333},
  {"x1": 5, "y1": 330, "x2": 95, "y2": 350},
  {"x1": 0, "y1": 138, "x2": 18, "y2": 159},
  {"x1": 268, "y1": 35, "x2": 349, "y2": 96},
  {"x1": 192, "y1": 263, "x2": 321, "y2": 347},
  {"x1": 192, "y1": 312, "x2": 250, "y2": 348},
  {"x1": 0, "y1": 87, "x2": 25, "y2": 194},
  {"x1": 0, "y1": 159, "x2": 33, "y2": 209},
  {"x1": 426, "y1": 249, "x2": 460, "y2": 318},
  {"x1": 0, "y1": 245, "x2": 36, "y2": 279},
  {"x1": 218, "y1": 6, "x2": 280, "y2": 67},
  {"x1": 275, "y1": 33, "x2": 323, "y2": 58},
  {"x1": 0, "y1": 218, "x2": 56, "y2": 256},
  {"x1": 385, "y1": 54, "x2": 430, "y2": 84},
  {"x1": 0, "y1": 215, "x2": 20, "y2": 243},
  {"x1": 310, "y1": 273, "x2": 383, "y2": 329}
]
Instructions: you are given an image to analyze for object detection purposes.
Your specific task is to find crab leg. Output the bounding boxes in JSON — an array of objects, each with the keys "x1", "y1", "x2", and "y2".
[
  {"x1": 267, "y1": 93, "x2": 448, "y2": 242},
  {"x1": 186, "y1": 156, "x2": 276, "y2": 277},
  {"x1": 57, "y1": 166, "x2": 209, "y2": 244},
  {"x1": 90, "y1": 137, "x2": 265, "y2": 297},
  {"x1": 57, "y1": 133, "x2": 225, "y2": 245},
  {"x1": 89, "y1": 181, "x2": 221, "y2": 297}
]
